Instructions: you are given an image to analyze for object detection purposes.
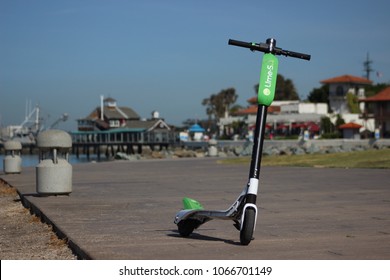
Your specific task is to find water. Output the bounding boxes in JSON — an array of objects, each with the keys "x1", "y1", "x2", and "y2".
[{"x1": 0, "y1": 154, "x2": 108, "y2": 170}]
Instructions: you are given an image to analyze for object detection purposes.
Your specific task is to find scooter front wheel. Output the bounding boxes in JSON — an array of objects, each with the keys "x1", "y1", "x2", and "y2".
[
  {"x1": 240, "y1": 208, "x2": 256, "y2": 245},
  {"x1": 177, "y1": 219, "x2": 200, "y2": 237}
]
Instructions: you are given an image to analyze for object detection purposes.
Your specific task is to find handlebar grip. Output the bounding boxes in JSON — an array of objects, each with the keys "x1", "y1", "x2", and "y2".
[
  {"x1": 228, "y1": 39, "x2": 254, "y2": 49},
  {"x1": 283, "y1": 50, "x2": 311, "y2": 61},
  {"x1": 228, "y1": 39, "x2": 269, "y2": 52}
]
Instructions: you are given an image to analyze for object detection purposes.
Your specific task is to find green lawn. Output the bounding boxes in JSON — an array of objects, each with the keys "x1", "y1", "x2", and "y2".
[{"x1": 218, "y1": 148, "x2": 390, "y2": 169}]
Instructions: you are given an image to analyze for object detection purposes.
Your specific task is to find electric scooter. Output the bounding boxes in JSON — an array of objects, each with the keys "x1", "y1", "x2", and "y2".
[{"x1": 174, "y1": 38, "x2": 311, "y2": 245}]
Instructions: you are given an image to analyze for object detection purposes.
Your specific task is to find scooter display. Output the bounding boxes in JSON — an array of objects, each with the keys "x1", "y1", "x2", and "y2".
[{"x1": 174, "y1": 38, "x2": 311, "y2": 245}]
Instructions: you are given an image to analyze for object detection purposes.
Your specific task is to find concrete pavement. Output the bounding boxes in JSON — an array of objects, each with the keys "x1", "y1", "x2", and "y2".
[{"x1": 1, "y1": 158, "x2": 389, "y2": 259}]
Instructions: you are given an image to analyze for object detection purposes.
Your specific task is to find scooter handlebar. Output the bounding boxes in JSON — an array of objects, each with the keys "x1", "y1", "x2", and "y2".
[
  {"x1": 228, "y1": 39, "x2": 269, "y2": 52},
  {"x1": 228, "y1": 38, "x2": 311, "y2": 61},
  {"x1": 278, "y1": 49, "x2": 311, "y2": 61}
]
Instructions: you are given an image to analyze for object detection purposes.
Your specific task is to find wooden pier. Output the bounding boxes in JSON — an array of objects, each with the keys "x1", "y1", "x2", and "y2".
[{"x1": 70, "y1": 128, "x2": 177, "y2": 159}]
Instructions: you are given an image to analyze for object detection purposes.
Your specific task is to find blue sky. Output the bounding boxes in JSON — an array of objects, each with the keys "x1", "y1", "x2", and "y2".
[{"x1": 1, "y1": 0, "x2": 389, "y2": 131}]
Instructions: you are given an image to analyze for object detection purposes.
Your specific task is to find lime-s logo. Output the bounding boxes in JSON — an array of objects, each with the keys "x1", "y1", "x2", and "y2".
[
  {"x1": 258, "y1": 53, "x2": 278, "y2": 106},
  {"x1": 263, "y1": 88, "x2": 271, "y2": 96},
  {"x1": 264, "y1": 61, "x2": 274, "y2": 89}
]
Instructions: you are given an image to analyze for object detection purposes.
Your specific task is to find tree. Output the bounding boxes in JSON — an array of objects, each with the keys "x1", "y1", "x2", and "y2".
[
  {"x1": 307, "y1": 85, "x2": 329, "y2": 103},
  {"x1": 221, "y1": 87, "x2": 238, "y2": 118},
  {"x1": 202, "y1": 94, "x2": 216, "y2": 121},
  {"x1": 321, "y1": 116, "x2": 334, "y2": 134},
  {"x1": 320, "y1": 115, "x2": 343, "y2": 138},
  {"x1": 335, "y1": 114, "x2": 345, "y2": 128},
  {"x1": 230, "y1": 104, "x2": 244, "y2": 114},
  {"x1": 254, "y1": 74, "x2": 300, "y2": 100},
  {"x1": 346, "y1": 92, "x2": 361, "y2": 113},
  {"x1": 202, "y1": 88, "x2": 238, "y2": 120},
  {"x1": 365, "y1": 83, "x2": 389, "y2": 98},
  {"x1": 182, "y1": 118, "x2": 197, "y2": 127}
]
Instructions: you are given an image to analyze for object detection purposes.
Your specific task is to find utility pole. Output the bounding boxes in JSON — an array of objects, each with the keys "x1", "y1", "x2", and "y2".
[{"x1": 363, "y1": 52, "x2": 373, "y2": 80}]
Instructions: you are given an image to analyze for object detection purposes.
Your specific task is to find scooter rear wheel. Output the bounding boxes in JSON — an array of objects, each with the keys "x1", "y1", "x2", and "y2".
[
  {"x1": 177, "y1": 219, "x2": 200, "y2": 237},
  {"x1": 240, "y1": 208, "x2": 255, "y2": 245}
]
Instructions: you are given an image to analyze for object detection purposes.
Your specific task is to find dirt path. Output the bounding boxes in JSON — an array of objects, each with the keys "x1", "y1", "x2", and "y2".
[{"x1": 0, "y1": 180, "x2": 77, "y2": 260}]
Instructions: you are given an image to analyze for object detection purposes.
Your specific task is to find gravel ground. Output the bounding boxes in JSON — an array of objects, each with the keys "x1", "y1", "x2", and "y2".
[{"x1": 0, "y1": 180, "x2": 77, "y2": 260}]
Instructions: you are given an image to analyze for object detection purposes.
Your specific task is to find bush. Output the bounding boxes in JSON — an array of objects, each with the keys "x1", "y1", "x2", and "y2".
[{"x1": 320, "y1": 132, "x2": 341, "y2": 139}]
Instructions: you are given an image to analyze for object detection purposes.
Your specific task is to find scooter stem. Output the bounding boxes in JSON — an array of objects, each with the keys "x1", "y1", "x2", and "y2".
[
  {"x1": 246, "y1": 104, "x2": 267, "y2": 206},
  {"x1": 249, "y1": 105, "x2": 268, "y2": 180}
]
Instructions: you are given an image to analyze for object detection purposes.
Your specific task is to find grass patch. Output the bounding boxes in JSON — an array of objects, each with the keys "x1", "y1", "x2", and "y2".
[{"x1": 218, "y1": 148, "x2": 390, "y2": 169}]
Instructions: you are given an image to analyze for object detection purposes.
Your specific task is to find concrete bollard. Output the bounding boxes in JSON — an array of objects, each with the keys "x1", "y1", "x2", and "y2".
[
  {"x1": 3, "y1": 140, "x2": 22, "y2": 174},
  {"x1": 36, "y1": 130, "x2": 72, "y2": 195},
  {"x1": 208, "y1": 139, "x2": 218, "y2": 157}
]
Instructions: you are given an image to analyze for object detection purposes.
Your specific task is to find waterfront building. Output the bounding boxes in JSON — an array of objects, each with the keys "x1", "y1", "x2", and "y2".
[
  {"x1": 219, "y1": 96, "x2": 327, "y2": 139},
  {"x1": 72, "y1": 97, "x2": 175, "y2": 157}
]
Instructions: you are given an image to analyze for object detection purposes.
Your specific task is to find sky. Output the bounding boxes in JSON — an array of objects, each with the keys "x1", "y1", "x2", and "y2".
[{"x1": 1, "y1": 0, "x2": 389, "y2": 131}]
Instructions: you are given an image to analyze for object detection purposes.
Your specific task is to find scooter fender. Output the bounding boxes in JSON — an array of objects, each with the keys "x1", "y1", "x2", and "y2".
[
  {"x1": 240, "y1": 203, "x2": 258, "y2": 231},
  {"x1": 174, "y1": 209, "x2": 200, "y2": 224}
]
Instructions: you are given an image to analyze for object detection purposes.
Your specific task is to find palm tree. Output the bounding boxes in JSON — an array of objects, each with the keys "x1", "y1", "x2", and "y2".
[{"x1": 221, "y1": 88, "x2": 237, "y2": 118}]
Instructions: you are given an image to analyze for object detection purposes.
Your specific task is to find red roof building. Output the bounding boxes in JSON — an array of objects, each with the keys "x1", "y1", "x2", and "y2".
[
  {"x1": 234, "y1": 105, "x2": 280, "y2": 115},
  {"x1": 339, "y1": 122, "x2": 363, "y2": 129},
  {"x1": 360, "y1": 86, "x2": 390, "y2": 102},
  {"x1": 321, "y1": 74, "x2": 372, "y2": 114},
  {"x1": 321, "y1": 75, "x2": 372, "y2": 85},
  {"x1": 359, "y1": 87, "x2": 390, "y2": 138},
  {"x1": 339, "y1": 122, "x2": 363, "y2": 139}
]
